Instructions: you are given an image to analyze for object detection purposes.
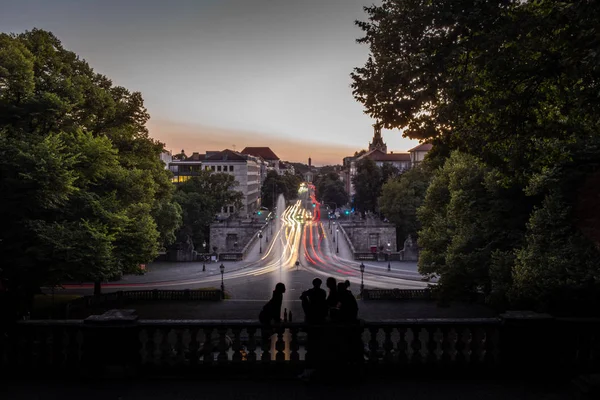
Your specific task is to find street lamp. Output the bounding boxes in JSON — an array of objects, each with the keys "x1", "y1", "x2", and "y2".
[
  {"x1": 360, "y1": 262, "x2": 365, "y2": 295},
  {"x1": 220, "y1": 263, "x2": 225, "y2": 299},
  {"x1": 202, "y1": 241, "x2": 207, "y2": 272},
  {"x1": 259, "y1": 230, "x2": 263, "y2": 254},
  {"x1": 336, "y1": 228, "x2": 339, "y2": 254},
  {"x1": 387, "y1": 242, "x2": 391, "y2": 271},
  {"x1": 332, "y1": 221, "x2": 336, "y2": 239}
]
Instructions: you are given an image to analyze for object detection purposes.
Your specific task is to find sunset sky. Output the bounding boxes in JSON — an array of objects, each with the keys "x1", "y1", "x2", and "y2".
[{"x1": 1, "y1": 0, "x2": 421, "y2": 165}]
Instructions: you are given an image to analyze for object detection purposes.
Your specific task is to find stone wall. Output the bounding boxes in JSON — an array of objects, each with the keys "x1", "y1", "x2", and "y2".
[
  {"x1": 339, "y1": 222, "x2": 397, "y2": 253},
  {"x1": 210, "y1": 219, "x2": 263, "y2": 254}
]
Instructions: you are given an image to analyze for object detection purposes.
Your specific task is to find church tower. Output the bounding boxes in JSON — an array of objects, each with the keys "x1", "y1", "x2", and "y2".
[{"x1": 368, "y1": 123, "x2": 387, "y2": 153}]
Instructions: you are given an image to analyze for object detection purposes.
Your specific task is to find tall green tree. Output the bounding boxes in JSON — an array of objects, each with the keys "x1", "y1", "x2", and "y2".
[
  {"x1": 173, "y1": 171, "x2": 242, "y2": 251},
  {"x1": 353, "y1": 1, "x2": 600, "y2": 311},
  {"x1": 379, "y1": 165, "x2": 431, "y2": 242},
  {"x1": 351, "y1": 158, "x2": 381, "y2": 214},
  {"x1": 316, "y1": 172, "x2": 348, "y2": 209},
  {"x1": 0, "y1": 29, "x2": 180, "y2": 303},
  {"x1": 260, "y1": 171, "x2": 302, "y2": 210}
]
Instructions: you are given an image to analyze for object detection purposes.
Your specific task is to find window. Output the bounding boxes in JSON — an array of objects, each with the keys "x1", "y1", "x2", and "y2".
[
  {"x1": 229, "y1": 165, "x2": 234, "y2": 172},
  {"x1": 211, "y1": 166, "x2": 215, "y2": 171},
  {"x1": 205, "y1": 166, "x2": 210, "y2": 170},
  {"x1": 217, "y1": 166, "x2": 222, "y2": 172}
]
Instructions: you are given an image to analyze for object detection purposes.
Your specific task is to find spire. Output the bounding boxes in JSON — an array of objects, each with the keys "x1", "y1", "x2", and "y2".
[{"x1": 369, "y1": 122, "x2": 387, "y2": 153}]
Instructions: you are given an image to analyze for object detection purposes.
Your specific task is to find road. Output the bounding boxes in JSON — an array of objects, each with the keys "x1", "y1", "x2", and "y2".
[{"x1": 58, "y1": 194, "x2": 430, "y2": 300}]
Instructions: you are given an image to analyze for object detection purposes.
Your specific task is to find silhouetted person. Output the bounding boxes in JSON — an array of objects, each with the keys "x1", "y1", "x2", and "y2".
[
  {"x1": 336, "y1": 282, "x2": 358, "y2": 323},
  {"x1": 335, "y1": 281, "x2": 363, "y2": 368},
  {"x1": 325, "y1": 277, "x2": 338, "y2": 320},
  {"x1": 298, "y1": 278, "x2": 328, "y2": 381},
  {"x1": 300, "y1": 278, "x2": 327, "y2": 324},
  {"x1": 259, "y1": 282, "x2": 286, "y2": 324}
]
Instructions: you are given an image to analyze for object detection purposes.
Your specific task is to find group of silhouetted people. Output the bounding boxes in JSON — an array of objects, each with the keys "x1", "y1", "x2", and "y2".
[{"x1": 259, "y1": 277, "x2": 363, "y2": 381}]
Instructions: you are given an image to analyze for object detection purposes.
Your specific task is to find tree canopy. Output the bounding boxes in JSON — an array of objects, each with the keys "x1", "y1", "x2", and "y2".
[
  {"x1": 353, "y1": 1, "x2": 600, "y2": 312},
  {"x1": 173, "y1": 171, "x2": 242, "y2": 251},
  {"x1": 0, "y1": 29, "x2": 180, "y2": 298},
  {"x1": 315, "y1": 172, "x2": 348, "y2": 209},
  {"x1": 260, "y1": 171, "x2": 302, "y2": 210}
]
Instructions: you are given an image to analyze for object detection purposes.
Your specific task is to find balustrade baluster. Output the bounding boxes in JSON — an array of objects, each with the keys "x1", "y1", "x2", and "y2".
[
  {"x1": 487, "y1": 326, "x2": 500, "y2": 366},
  {"x1": 440, "y1": 326, "x2": 452, "y2": 365},
  {"x1": 411, "y1": 327, "x2": 423, "y2": 364},
  {"x1": 159, "y1": 328, "x2": 172, "y2": 366},
  {"x1": 431, "y1": 328, "x2": 444, "y2": 364},
  {"x1": 275, "y1": 327, "x2": 285, "y2": 362},
  {"x1": 188, "y1": 328, "x2": 200, "y2": 366},
  {"x1": 383, "y1": 327, "x2": 394, "y2": 363},
  {"x1": 246, "y1": 327, "x2": 257, "y2": 363},
  {"x1": 419, "y1": 327, "x2": 431, "y2": 364},
  {"x1": 461, "y1": 328, "x2": 473, "y2": 365},
  {"x1": 368, "y1": 327, "x2": 379, "y2": 364},
  {"x1": 472, "y1": 327, "x2": 486, "y2": 364},
  {"x1": 232, "y1": 328, "x2": 243, "y2": 363},
  {"x1": 202, "y1": 328, "x2": 214, "y2": 365},
  {"x1": 397, "y1": 327, "x2": 408, "y2": 365},
  {"x1": 174, "y1": 329, "x2": 185, "y2": 366},
  {"x1": 455, "y1": 327, "x2": 470, "y2": 365},
  {"x1": 260, "y1": 328, "x2": 272, "y2": 362},
  {"x1": 289, "y1": 327, "x2": 300, "y2": 363},
  {"x1": 217, "y1": 328, "x2": 229, "y2": 364},
  {"x1": 447, "y1": 328, "x2": 458, "y2": 362}
]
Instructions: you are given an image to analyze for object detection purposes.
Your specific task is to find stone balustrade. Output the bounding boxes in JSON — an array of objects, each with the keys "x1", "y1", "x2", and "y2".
[{"x1": 1, "y1": 314, "x2": 598, "y2": 379}]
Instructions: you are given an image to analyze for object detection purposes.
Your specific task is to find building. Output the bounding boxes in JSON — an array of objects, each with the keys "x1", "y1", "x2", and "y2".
[
  {"x1": 203, "y1": 149, "x2": 262, "y2": 217},
  {"x1": 168, "y1": 152, "x2": 204, "y2": 184},
  {"x1": 159, "y1": 150, "x2": 172, "y2": 169},
  {"x1": 343, "y1": 125, "x2": 432, "y2": 198},
  {"x1": 408, "y1": 143, "x2": 433, "y2": 167},
  {"x1": 241, "y1": 147, "x2": 280, "y2": 180}
]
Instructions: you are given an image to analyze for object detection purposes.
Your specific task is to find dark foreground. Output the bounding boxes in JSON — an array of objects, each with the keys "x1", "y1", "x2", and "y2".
[{"x1": 5, "y1": 377, "x2": 575, "y2": 400}]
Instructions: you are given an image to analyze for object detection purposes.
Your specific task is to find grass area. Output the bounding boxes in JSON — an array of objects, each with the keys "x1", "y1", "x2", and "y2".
[{"x1": 32, "y1": 293, "x2": 82, "y2": 318}]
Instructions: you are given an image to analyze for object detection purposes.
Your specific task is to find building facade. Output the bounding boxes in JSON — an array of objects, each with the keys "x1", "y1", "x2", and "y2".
[
  {"x1": 343, "y1": 125, "x2": 432, "y2": 198},
  {"x1": 203, "y1": 149, "x2": 262, "y2": 217}
]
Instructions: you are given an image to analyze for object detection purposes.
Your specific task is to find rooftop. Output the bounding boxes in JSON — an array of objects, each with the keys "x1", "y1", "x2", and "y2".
[
  {"x1": 241, "y1": 147, "x2": 280, "y2": 161},
  {"x1": 358, "y1": 149, "x2": 411, "y2": 162},
  {"x1": 408, "y1": 143, "x2": 433, "y2": 152}
]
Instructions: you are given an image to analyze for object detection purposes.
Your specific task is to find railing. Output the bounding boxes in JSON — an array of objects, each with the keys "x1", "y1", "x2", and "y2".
[
  {"x1": 362, "y1": 289, "x2": 432, "y2": 300},
  {"x1": 355, "y1": 253, "x2": 377, "y2": 261},
  {"x1": 2, "y1": 314, "x2": 599, "y2": 378},
  {"x1": 218, "y1": 253, "x2": 243, "y2": 261}
]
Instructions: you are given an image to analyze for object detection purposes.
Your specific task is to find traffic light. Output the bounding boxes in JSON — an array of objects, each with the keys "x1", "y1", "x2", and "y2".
[
  {"x1": 345, "y1": 210, "x2": 350, "y2": 215},
  {"x1": 257, "y1": 211, "x2": 262, "y2": 215},
  {"x1": 312, "y1": 203, "x2": 316, "y2": 207}
]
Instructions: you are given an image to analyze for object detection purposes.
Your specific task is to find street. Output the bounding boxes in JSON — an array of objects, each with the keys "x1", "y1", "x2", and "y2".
[{"x1": 58, "y1": 196, "x2": 429, "y2": 300}]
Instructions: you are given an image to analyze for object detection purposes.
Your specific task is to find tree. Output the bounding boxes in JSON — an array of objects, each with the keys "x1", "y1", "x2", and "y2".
[
  {"x1": 316, "y1": 172, "x2": 348, "y2": 209},
  {"x1": 351, "y1": 158, "x2": 381, "y2": 214},
  {"x1": 353, "y1": 1, "x2": 600, "y2": 312},
  {"x1": 417, "y1": 152, "x2": 526, "y2": 304},
  {"x1": 260, "y1": 171, "x2": 302, "y2": 210},
  {"x1": 173, "y1": 171, "x2": 243, "y2": 250},
  {"x1": 380, "y1": 163, "x2": 399, "y2": 184},
  {"x1": 0, "y1": 30, "x2": 181, "y2": 304},
  {"x1": 379, "y1": 165, "x2": 430, "y2": 242}
]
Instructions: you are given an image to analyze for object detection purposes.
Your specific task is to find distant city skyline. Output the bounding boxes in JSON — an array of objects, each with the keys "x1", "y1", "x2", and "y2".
[{"x1": 1, "y1": 0, "x2": 421, "y2": 165}]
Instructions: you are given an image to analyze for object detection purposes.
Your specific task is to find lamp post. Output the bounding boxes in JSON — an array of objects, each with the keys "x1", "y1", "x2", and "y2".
[
  {"x1": 202, "y1": 241, "x2": 207, "y2": 272},
  {"x1": 259, "y1": 230, "x2": 263, "y2": 254},
  {"x1": 220, "y1": 263, "x2": 225, "y2": 299},
  {"x1": 360, "y1": 262, "x2": 365, "y2": 296},
  {"x1": 387, "y1": 242, "x2": 391, "y2": 271},
  {"x1": 336, "y1": 228, "x2": 339, "y2": 254},
  {"x1": 332, "y1": 221, "x2": 336, "y2": 239}
]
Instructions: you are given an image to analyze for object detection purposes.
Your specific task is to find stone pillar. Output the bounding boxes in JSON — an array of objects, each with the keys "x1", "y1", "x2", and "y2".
[{"x1": 82, "y1": 309, "x2": 140, "y2": 377}]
